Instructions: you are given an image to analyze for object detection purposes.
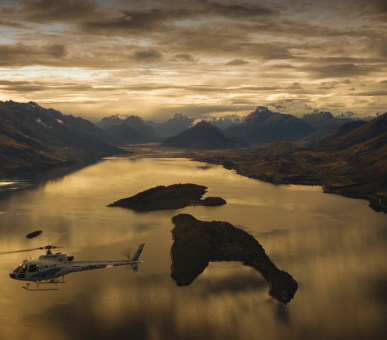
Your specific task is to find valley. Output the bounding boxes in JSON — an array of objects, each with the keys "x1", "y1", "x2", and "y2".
[{"x1": 1, "y1": 100, "x2": 385, "y2": 212}]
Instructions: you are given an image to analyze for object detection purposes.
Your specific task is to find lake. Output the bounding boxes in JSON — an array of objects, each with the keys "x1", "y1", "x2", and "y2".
[{"x1": 0, "y1": 157, "x2": 386, "y2": 340}]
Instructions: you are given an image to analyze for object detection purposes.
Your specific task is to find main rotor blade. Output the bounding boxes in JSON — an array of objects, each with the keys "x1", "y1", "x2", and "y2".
[
  {"x1": 26, "y1": 230, "x2": 42, "y2": 239},
  {"x1": 0, "y1": 247, "x2": 41, "y2": 255}
]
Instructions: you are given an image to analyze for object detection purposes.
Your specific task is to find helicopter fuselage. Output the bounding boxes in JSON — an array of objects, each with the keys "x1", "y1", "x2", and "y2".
[{"x1": 9, "y1": 243, "x2": 145, "y2": 283}]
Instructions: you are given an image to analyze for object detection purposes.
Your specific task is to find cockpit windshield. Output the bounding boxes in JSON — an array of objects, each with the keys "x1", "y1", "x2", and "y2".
[
  {"x1": 12, "y1": 264, "x2": 22, "y2": 273},
  {"x1": 13, "y1": 263, "x2": 40, "y2": 273}
]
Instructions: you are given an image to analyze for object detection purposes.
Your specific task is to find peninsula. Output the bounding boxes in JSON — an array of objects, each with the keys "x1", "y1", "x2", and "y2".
[{"x1": 170, "y1": 214, "x2": 298, "y2": 304}]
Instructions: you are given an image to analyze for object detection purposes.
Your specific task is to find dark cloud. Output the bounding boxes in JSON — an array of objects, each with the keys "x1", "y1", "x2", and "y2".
[
  {"x1": 43, "y1": 44, "x2": 67, "y2": 58},
  {"x1": 0, "y1": 43, "x2": 68, "y2": 66},
  {"x1": 378, "y1": 39, "x2": 387, "y2": 58},
  {"x1": 173, "y1": 53, "x2": 195, "y2": 62},
  {"x1": 82, "y1": 0, "x2": 274, "y2": 35},
  {"x1": 16, "y1": 0, "x2": 100, "y2": 22},
  {"x1": 203, "y1": 1, "x2": 275, "y2": 18},
  {"x1": 132, "y1": 49, "x2": 163, "y2": 63},
  {"x1": 317, "y1": 81, "x2": 340, "y2": 90},
  {"x1": 84, "y1": 7, "x2": 189, "y2": 33},
  {"x1": 225, "y1": 59, "x2": 249, "y2": 66},
  {"x1": 0, "y1": 80, "x2": 97, "y2": 92},
  {"x1": 349, "y1": 90, "x2": 387, "y2": 96},
  {"x1": 0, "y1": 80, "x2": 48, "y2": 92},
  {"x1": 302, "y1": 63, "x2": 380, "y2": 78},
  {"x1": 0, "y1": 18, "x2": 26, "y2": 28},
  {"x1": 271, "y1": 64, "x2": 297, "y2": 69},
  {"x1": 359, "y1": 0, "x2": 387, "y2": 14}
]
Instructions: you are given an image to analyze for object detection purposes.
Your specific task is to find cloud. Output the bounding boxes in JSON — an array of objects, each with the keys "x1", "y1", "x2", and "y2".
[
  {"x1": 348, "y1": 90, "x2": 387, "y2": 96},
  {"x1": 302, "y1": 63, "x2": 380, "y2": 78},
  {"x1": 225, "y1": 59, "x2": 249, "y2": 66},
  {"x1": 132, "y1": 49, "x2": 163, "y2": 63},
  {"x1": 0, "y1": 80, "x2": 48, "y2": 92},
  {"x1": 0, "y1": 18, "x2": 27, "y2": 28},
  {"x1": 0, "y1": 80, "x2": 97, "y2": 92},
  {"x1": 84, "y1": 7, "x2": 188, "y2": 34},
  {"x1": 203, "y1": 1, "x2": 275, "y2": 18},
  {"x1": 173, "y1": 53, "x2": 195, "y2": 62},
  {"x1": 0, "y1": 43, "x2": 68, "y2": 66},
  {"x1": 15, "y1": 0, "x2": 100, "y2": 23},
  {"x1": 0, "y1": 0, "x2": 386, "y2": 118}
]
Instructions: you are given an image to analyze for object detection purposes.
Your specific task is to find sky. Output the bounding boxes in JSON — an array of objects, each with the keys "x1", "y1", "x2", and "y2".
[{"x1": 0, "y1": 0, "x2": 386, "y2": 122}]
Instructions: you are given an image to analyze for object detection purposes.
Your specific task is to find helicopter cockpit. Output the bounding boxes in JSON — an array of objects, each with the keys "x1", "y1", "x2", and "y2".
[{"x1": 9, "y1": 262, "x2": 40, "y2": 279}]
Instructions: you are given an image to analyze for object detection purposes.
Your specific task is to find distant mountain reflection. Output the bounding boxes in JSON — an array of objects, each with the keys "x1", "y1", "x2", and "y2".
[{"x1": 170, "y1": 214, "x2": 298, "y2": 304}]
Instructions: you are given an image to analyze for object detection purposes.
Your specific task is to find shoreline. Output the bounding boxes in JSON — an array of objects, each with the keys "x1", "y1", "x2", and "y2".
[{"x1": 2, "y1": 143, "x2": 386, "y2": 213}]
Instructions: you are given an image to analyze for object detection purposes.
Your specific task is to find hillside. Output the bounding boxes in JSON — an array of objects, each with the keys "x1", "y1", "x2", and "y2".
[
  {"x1": 301, "y1": 111, "x2": 353, "y2": 140},
  {"x1": 161, "y1": 121, "x2": 249, "y2": 149},
  {"x1": 194, "y1": 113, "x2": 387, "y2": 211},
  {"x1": 0, "y1": 101, "x2": 122, "y2": 177}
]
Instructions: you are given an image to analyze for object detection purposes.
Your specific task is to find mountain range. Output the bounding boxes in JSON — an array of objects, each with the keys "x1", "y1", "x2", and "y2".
[
  {"x1": 1, "y1": 100, "x2": 385, "y2": 199},
  {"x1": 96, "y1": 114, "x2": 160, "y2": 144},
  {"x1": 95, "y1": 106, "x2": 366, "y2": 147},
  {"x1": 0, "y1": 101, "x2": 122, "y2": 177},
  {"x1": 97, "y1": 113, "x2": 242, "y2": 141},
  {"x1": 146, "y1": 113, "x2": 194, "y2": 138},
  {"x1": 226, "y1": 106, "x2": 314, "y2": 143}
]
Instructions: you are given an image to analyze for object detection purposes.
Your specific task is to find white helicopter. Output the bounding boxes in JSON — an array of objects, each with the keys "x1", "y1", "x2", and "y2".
[{"x1": 2, "y1": 230, "x2": 145, "y2": 291}]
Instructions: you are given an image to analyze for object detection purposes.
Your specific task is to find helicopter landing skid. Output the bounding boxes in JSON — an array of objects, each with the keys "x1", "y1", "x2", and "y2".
[{"x1": 22, "y1": 277, "x2": 66, "y2": 291}]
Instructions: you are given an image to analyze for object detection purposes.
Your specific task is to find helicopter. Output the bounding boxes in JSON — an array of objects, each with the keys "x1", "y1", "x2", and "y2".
[{"x1": 2, "y1": 230, "x2": 145, "y2": 291}]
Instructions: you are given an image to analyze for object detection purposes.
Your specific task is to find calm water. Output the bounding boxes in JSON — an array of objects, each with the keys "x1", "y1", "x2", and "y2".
[{"x1": 0, "y1": 157, "x2": 386, "y2": 340}]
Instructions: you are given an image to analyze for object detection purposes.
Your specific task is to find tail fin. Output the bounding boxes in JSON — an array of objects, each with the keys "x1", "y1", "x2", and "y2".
[{"x1": 130, "y1": 243, "x2": 145, "y2": 273}]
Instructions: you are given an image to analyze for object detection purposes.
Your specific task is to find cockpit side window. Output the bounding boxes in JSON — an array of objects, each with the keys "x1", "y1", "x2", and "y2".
[
  {"x1": 28, "y1": 264, "x2": 39, "y2": 272},
  {"x1": 20, "y1": 264, "x2": 27, "y2": 273}
]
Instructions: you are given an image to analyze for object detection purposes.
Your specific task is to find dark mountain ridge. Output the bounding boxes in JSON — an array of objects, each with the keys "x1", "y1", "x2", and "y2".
[
  {"x1": 161, "y1": 121, "x2": 249, "y2": 149},
  {"x1": 96, "y1": 114, "x2": 160, "y2": 145},
  {"x1": 0, "y1": 101, "x2": 122, "y2": 177},
  {"x1": 300, "y1": 111, "x2": 354, "y2": 140},
  {"x1": 317, "y1": 114, "x2": 386, "y2": 150},
  {"x1": 226, "y1": 106, "x2": 314, "y2": 143},
  {"x1": 147, "y1": 113, "x2": 195, "y2": 138}
]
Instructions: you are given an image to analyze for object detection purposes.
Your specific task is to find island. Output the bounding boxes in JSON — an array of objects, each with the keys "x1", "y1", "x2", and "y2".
[
  {"x1": 170, "y1": 214, "x2": 298, "y2": 304},
  {"x1": 108, "y1": 183, "x2": 226, "y2": 212}
]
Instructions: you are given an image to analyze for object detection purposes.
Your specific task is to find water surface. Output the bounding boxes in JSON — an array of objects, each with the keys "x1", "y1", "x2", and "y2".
[{"x1": 0, "y1": 157, "x2": 386, "y2": 340}]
